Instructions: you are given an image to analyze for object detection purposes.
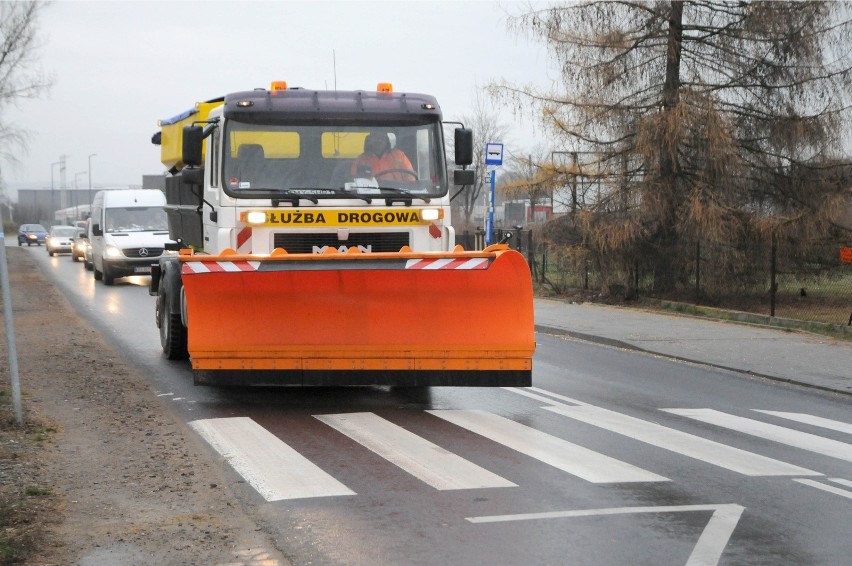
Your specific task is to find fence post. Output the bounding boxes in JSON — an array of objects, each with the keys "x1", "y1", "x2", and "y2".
[
  {"x1": 695, "y1": 240, "x2": 701, "y2": 305},
  {"x1": 770, "y1": 233, "x2": 777, "y2": 318}
]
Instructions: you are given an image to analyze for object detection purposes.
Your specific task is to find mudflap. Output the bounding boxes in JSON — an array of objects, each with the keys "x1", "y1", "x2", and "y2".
[{"x1": 180, "y1": 246, "x2": 535, "y2": 386}]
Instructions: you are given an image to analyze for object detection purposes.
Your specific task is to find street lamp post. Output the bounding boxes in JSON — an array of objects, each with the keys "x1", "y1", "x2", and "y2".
[
  {"x1": 74, "y1": 172, "x2": 87, "y2": 221},
  {"x1": 88, "y1": 153, "x2": 96, "y2": 212},
  {"x1": 51, "y1": 161, "x2": 61, "y2": 218}
]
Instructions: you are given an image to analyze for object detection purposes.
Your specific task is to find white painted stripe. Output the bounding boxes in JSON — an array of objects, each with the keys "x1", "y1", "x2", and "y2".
[
  {"x1": 754, "y1": 411, "x2": 852, "y2": 435},
  {"x1": 503, "y1": 386, "x2": 589, "y2": 407},
  {"x1": 829, "y1": 477, "x2": 852, "y2": 488},
  {"x1": 468, "y1": 504, "x2": 745, "y2": 566},
  {"x1": 664, "y1": 409, "x2": 852, "y2": 462},
  {"x1": 190, "y1": 417, "x2": 355, "y2": 501},
  {"x1": 409, "y1": 258, "x2": 452, "y2": 270},
  {"x1": 428, "y1": 409, "x2": 667, "y2": 483},
  {"x1": 466, "y1": 503, "x2": 735, "y2": 523},
  {"x1": 528, "y1": 386, "x2": 590, "y2": 406},
  {"x1": 546, "y1": 405, "x2": 819, "y2": 476},
  {"x1": 218, "y1": 261, "x2": 244, "y2": 272},
  {"x1": 794, "y1": 479, "x2": 852, "y2": 500},
  {"x1": 315, "y1": 412, "x2": 515, "y2": 490},
  {"x1": 501, "y1": 387, "x2": 564, "y2": 405},
  {"x1": 688, "y1": 504, "x2": 746, "y2": 566}
]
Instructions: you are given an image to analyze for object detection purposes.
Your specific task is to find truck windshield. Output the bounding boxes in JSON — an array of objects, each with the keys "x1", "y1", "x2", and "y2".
[
  {"x1": 222, "y1": 122, "x2": 448, "y2": 198},
  {"x1": 105, "y1": 207, "x2": 168, "y2": 233}
]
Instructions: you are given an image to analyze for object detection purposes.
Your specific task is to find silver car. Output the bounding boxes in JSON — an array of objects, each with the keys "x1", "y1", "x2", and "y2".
[{"x1": 45, "y1": 225, "x2": 77, "y2": 256}]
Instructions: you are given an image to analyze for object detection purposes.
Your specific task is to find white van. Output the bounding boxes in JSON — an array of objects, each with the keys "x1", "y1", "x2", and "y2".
[{"x1": 89, "y1": 189, "x2": 171, "y2": 285}]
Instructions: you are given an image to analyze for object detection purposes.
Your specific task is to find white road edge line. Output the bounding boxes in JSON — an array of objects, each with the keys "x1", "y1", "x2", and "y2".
[{"x1": 466, "y1": 503, "x2": 745, "y2": 566}]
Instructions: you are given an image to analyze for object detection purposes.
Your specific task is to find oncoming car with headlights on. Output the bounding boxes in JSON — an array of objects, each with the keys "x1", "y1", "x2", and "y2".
[
  {"x1": 45, "y1": 225, "x2": 77, "y2": 256},
  {"x1": 17, "y1": 224, "x2": 47, "y2": 246}
]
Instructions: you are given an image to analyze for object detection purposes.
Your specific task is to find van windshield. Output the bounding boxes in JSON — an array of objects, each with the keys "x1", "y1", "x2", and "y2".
[{"x1": 105, "y1": 207, "x2": 168, "y2": 233}]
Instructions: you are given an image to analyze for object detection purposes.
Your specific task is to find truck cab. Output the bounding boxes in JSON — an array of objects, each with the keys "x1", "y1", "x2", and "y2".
[{"x1": 159, "y1": 83, "x2": 473, "y2": 257}]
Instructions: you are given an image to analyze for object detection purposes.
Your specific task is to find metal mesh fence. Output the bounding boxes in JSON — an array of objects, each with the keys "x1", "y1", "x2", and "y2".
[{"x1": 461, "y1": 228, "x2": 852, "y2": 329}]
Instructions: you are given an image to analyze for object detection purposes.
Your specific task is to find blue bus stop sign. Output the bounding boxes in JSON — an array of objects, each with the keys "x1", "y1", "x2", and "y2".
[{"x1": 485, "y1": 143, "x2": 503, "y2": 166}]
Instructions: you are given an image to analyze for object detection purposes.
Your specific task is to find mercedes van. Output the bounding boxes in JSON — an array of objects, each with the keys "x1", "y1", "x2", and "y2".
[{"x1": 90, "y1": 189, "x2": 171, "y2": 285}]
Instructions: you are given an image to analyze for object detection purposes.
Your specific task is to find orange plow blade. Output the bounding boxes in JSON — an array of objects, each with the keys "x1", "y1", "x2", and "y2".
[{"x1": 179, "y1": 246, "x2": 534, "y2": 386}]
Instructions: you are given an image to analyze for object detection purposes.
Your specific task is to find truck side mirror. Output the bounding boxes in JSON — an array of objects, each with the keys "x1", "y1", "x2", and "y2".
[
  {"x1": 454, "y1": 128, "x2": 473, "y2": 166},
  {"x1": 92, "y1": 224, "x2": 102, "y2": 236},
  {"x1": 182, "y1": 125, "x2": 204, "y2": 168}
]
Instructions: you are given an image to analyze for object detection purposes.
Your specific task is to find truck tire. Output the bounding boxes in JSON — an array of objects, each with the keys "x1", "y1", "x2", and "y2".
[
  {"x1": 157, "y1": 260, "x2": 188, "y2": 360},
  {"x1": 93, "y1": 265, "x2": 103, "y2": 280}
]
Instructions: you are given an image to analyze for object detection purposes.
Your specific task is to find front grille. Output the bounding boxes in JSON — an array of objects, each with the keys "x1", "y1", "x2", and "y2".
[
  {"x1": 123, "y1": 247, "x2": 164, "y2": 258},
  {"x1": 273, "y1": 232, "x2": 410, "y2": 254}
]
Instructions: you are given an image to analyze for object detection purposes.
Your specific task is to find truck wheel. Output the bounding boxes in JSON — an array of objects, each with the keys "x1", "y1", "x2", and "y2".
[
  {"x1": 157, "y1": 262, "x2": 188, "y2": 360},
  {"x1": 102, "y1": 265, "x2": 115, "y2": 286},
  {"x1": 93, "y1": 265, "x2": 103, "y2": 280}
]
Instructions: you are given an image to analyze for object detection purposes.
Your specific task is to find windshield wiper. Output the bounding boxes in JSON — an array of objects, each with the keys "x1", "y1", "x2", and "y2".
[
  {"x1": 376, "y1": 186, "x2": 431, "y2": 205},
  {"x1": 234, "y1": 189, "x2": 319, "y2": 206}
]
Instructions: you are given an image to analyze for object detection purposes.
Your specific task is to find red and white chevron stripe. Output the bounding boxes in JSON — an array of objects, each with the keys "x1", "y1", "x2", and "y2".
[
  {"x1": 182, "y1": 261, "x2": 260, "y2": 274},
  {"x1": 236, "y1": 226, "x2": 252, "y2": 254},
  {"x1": 404, "y1": 257, "x2": 489, "y2": 270}
]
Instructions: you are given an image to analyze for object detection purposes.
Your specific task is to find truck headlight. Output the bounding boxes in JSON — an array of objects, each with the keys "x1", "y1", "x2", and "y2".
[
  {"x1": 421, "y1": 208, "x2": 442, "y2": 221},
  {"x1": 246, "y1": 211, "x2": 267, "y2": 225}
]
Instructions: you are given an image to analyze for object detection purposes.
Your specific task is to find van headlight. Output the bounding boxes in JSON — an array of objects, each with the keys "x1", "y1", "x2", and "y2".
[{"x1": 104, "y1": 245, "x2": 123, "y2": 259}]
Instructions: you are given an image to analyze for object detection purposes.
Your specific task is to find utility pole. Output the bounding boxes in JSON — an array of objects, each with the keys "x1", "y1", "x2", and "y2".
[
  {"x1": 51, "y1": 161, "x2": 61, "y2": 219},
  {"x1": 88, "y1": 153, "x2": 97, "y2": 212},
  {"x1": 59, "y1": 155, "x2": 68, "y2": 211}
]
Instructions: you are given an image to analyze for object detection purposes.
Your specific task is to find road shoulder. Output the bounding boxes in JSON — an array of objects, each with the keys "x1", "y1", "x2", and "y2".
[{"x1": 0, "y1": 247, "x2": 289, "y2": 565}]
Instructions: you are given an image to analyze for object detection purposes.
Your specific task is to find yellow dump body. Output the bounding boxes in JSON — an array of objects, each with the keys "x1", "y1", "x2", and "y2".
[
  {"x1": 158, "y1": 100, "x2": 223, "y2": 171},
  {"x1": 178, "y1": 246, "x2": 534, "y2": 386}
]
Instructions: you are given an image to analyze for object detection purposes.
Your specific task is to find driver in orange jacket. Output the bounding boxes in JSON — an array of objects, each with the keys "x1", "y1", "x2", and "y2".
[{"x1": 351, "y1": 132, "x2": 415, "y2": 181}]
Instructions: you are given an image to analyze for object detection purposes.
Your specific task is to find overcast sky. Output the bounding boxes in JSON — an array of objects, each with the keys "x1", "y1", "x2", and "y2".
[{"x1": 4, "y1": 0, "x2": 555, "y2": 196}]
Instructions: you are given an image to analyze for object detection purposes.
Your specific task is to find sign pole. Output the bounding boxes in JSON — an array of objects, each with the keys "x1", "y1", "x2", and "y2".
[
  {"x1": 0, "y1": 236, "x2": 23, "y2": 425},
  {"x1": 484, "y1": 142, "x2": 504, "y2": 247},
  {"x1": 486, "y1": 169, "x2": 496, "y2": 246}
]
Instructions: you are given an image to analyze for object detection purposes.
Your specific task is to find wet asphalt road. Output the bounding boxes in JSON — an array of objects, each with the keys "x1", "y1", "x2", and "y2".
[{"x1": 21, "y1": 243, "x2": 852, "y2": 565}]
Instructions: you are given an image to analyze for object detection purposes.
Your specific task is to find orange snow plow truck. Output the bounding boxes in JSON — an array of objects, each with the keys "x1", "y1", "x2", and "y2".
[{"x1": 150, "y1": 82, "x2": 534, "y2": 386}]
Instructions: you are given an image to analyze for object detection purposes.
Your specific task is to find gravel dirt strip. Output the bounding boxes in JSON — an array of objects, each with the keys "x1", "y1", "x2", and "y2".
[{"x1": 0, "y1": 246, "x2": 289, "y2": 566}]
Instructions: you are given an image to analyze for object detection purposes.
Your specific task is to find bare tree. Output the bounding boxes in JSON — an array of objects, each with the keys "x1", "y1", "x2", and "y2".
[
  {"x1": 491, "y1": 1, "x2": 852, "y2": 294},
  {"x1": 499, "y1": 149, "x2": 557, "y2": 214},
  {"x1": 450, "y1": 90, "x2": 510, "y2": 230},
  {"x1": 0, "y1": 1, "x2": 52, "y2": 171}
]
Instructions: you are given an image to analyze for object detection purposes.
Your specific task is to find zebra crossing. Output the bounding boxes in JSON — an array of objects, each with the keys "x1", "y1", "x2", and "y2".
[{"x1": 189, "y1": 389, "x2": 852, "y2": 503}]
